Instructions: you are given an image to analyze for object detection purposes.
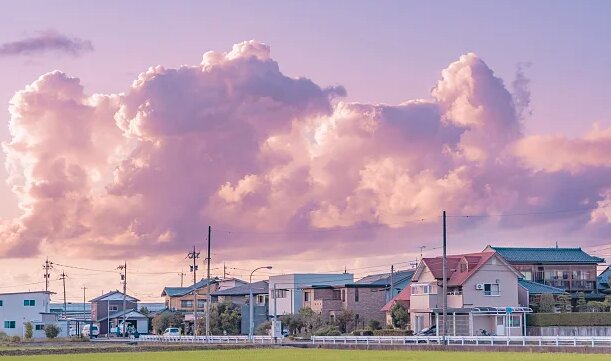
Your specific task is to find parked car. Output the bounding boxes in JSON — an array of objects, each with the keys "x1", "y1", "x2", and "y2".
[
  {"x1": 82, "y1": 324, "x2": 99, "y2": 338},
  {"x1": 415, "y1": 326, "x2": 436, "y2": 336},
  {"x1": 163, "y1": 327, "x2": 181, "y2": 336}
]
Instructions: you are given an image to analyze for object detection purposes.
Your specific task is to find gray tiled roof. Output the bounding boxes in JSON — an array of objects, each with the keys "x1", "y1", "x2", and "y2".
[
  {"x1": 161, "y1": 278, "x2": 220, "y2": 297},
  {"x1": 212, "y1": 280, "x2": 268, "y2": 296},
  {"x1": 492, "y1": 247, "x2": 604, "y2": 264},
  {"x1": 355, "y1": 270, "x2": 415, "y2": 286}
]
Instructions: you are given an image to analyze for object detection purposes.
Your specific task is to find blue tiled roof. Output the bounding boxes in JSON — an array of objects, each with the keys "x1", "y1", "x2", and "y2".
[
  {"x1": 355, "y1": 270, "x2": 415, "y2": 286},
  {"x1": 161, "y1": 278, "x2": 219, "y2": 297},
  {"x1": 518, "y1": 279, "x2": 566, "y2": 295},
  {"x1": 598, "y1": 266, "x2": 611, "y2": 293},
  {"x1": 491, "y1": 247, "x2": 604, "y2": 264}
]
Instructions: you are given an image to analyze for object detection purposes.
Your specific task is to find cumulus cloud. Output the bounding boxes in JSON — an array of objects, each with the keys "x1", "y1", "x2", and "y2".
[
  {"x1": 0, "y1": 31, "x2": 93, "y2": 57},
  {"x1": 1, "y1": 41, "x2": 610, "y2": 260}
]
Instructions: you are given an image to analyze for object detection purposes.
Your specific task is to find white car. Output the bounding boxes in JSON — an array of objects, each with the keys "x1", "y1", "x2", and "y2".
[
  {"x1": 162, "y1": 327, "x2": 181, "y2": 336},
  {"x1": 82, "y1": 324, "x2": 99, "y2": 338}
]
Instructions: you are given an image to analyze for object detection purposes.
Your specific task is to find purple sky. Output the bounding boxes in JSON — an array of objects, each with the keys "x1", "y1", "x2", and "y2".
[{"x1": 0, "y1": 1, "x2": 610, "y2": 301}]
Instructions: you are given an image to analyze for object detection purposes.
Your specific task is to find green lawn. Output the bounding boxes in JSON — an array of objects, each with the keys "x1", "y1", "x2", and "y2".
[{"x1": 1, "y1": 349, "x2": 608, "y2": 360}]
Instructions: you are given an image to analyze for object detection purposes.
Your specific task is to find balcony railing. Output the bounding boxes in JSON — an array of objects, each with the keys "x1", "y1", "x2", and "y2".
[{"x1": 531, "y1": 273, "x2": 596, "y2": 291}]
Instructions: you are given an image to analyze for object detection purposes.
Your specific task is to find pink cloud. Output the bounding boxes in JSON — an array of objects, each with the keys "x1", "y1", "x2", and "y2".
[{"x1": 1, "y1": 41, "x2": 610, "y2": 260}]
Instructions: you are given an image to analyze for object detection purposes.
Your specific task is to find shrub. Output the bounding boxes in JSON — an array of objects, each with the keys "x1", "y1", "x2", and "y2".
[
  {"x1": 24, "y1": 322, "x2": 33, "y2": 339},
  {"x1": 373, "y1": 329, "x2": 413, "y2": 336},
  {"x1": 44, "y1": 324, "x2": 60, "y2": 339},
  {"x1": 352, "y1": 329, "x2": 374, "y2": 336},
  {"x1": 538, "y1": 294, "x2": 556, "y2": 313},
  {"x1": 527, "y1": 312, "x2": 611, "y2": 327},
  {"x1": 367, "y1": 319, "x2": 382, "y2": 330},
  {"x1": 255, "y1": 321, "x2": 272, "y2": 336},
  {"x1": 11, "y1": 336, "x2": 21, "y2": 343},
  {"x1": 152, "y1": 311, "x2": 184, "y2": 335},
  {"x1": 313, "y1": 326, "x2": 341, "y2": 336}
]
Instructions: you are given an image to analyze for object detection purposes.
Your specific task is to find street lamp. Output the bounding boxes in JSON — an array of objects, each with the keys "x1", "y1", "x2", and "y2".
[{"x1": 249, "y1": 266, "x2": 272, "y2": 340}]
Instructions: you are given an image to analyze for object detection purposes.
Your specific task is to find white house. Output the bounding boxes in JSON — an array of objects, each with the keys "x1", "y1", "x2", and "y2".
[
  {"x1": 0, "y1": 291, "x2": 53, "y2": 337},
  {"x1": 268, "y1": 273, "x2": 354, "y2": 317}
]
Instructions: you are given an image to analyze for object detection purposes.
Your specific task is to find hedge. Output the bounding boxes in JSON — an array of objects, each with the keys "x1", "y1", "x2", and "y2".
[
  {"x1": 372, "y1": 329, "x2": 413, "y2": 336},
  {"x1": 527, "y1": 313, "x2": 611, "y2": 327}
]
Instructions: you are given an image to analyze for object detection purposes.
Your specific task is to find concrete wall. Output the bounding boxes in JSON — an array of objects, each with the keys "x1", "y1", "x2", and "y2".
[
  {"x1": 528, "y1": 326, "x2": 611, "y2": 337},
  {"x1": 0, "y1": 292, "x2": 51, "y2": 337}
]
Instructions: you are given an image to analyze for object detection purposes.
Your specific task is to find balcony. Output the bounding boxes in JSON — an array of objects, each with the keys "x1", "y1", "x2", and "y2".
[
  {"x1": 447, "y1": 294, "x2": 463, "y2": 308},
  {"x1": 532, "y1": 272, "x2": 596, "y2": 291}
]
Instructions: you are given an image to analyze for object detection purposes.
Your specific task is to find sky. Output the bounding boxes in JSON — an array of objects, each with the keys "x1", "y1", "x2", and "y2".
[{"x1": 0, "y1": 1, "x2": 610, "y2": 302}]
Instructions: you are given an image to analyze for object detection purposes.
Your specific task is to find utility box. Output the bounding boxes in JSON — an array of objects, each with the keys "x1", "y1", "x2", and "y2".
[{"x1": 271, "y1": 320, "x2": 282, "y2": 338}]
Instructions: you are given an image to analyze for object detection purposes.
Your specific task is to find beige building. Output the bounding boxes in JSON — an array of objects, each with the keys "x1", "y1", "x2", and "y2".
[{"x1": 409, "y1": 251, "x2": 531, "y2": 336}]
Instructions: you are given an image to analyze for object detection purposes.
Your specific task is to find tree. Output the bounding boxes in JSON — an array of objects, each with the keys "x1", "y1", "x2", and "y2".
[
  {"x1": 139, "y1": 306, "x2": 150, "y2": 316},
  {"x1": 368, "y1": 319, "x2": 382, "y2": 330},
  {"x1": 298, "y1": 307, "x2": 322, "y2": 334},
  {"x1": 198, "y1": 302, "x2": 242, "y2": 335},
  {"x1": 44, "y1": 324, "x2": 60, "y2": 339},
  {"x1": 24, "y1": 322, "x2": 33, "y2": 339},
  {"x1": 585, "y1": 301, "x2": 608, "y2": 312},
  {"x1": 255, "y1": 321, "x2": 272, "y2": 336},
  {"x1": 280, "y1": 314, "x2": 304, "y2": 335},
  {"x1": 556, "y1": 294, "x2": 572, "y2": 313},
  {"x1": 576, "y1": 292, "x2": 587, "y2": 312},
  {"x1": 335, "y1": 309, "x2": 354, "y2": 333},
  {"x1": 390, "y1": 303, "x2": 409, "y2": 329},
  {"x1": 538, "y1": 294, "x2": 556, "y2": 313},
  {"x1": 152, "y1": 311, "x2": 184, "y2": 335}
]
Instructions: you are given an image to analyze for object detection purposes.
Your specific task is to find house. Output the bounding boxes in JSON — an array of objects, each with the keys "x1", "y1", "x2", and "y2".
[
  {"x1": 597, "y1": 266, "x2": 611, "y2": 295},
  {"x1": 300, "y1": 270, "x2": 414, "y2": 331},
  {"x1": 268, "y1": 273, "x2": 354, "y2": 317},
  {"x1": 409, "y1": 251, "x2": 531, "y2": 336},
  {"x1": 486, "y1": 246, "x2": 605, "y2": 297},
  {"x1": 212, "y1": 280, "x2": 269, "y2": 334},
  {"x1": 90, "y1": 291, "x2": 139, "y2": 335},
  {"x1": 0, "y1": 291, "x2": 54, "y2": 337},
  {"x1": 518, "y1": 279, "x2": 567, "y2": 311},
  {"x1": 161, "y1": 278, "x2": 221, "y2": 313}
]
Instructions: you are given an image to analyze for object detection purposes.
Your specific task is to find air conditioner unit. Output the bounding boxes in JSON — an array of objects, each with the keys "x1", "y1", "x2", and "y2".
[{"x1": 475, "y1": 284, "x2": 484, "y2": 290}]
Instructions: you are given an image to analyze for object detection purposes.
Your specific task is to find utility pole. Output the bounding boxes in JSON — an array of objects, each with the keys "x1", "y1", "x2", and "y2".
[
  {"x1": 206, "y1": 225, "x2": 211, "y2": 339},
  {"x1": 117, "y1": 262, "x2": 127, "y2": 337},
  {"x1": 442, "y1": 210, "x2": 448, "y2": 345},
  {"x1": 43, "y1": 258, "x2": 53, "y2": 292},
  {"x1": 81, "y1": 286, "x2": 87, "y2": 337},
  {"x1": 223, "y1": 263, "x2": 227, "y2": 279},
  {"x1": 188, "y1": 246, "x2": 200, "y2": 336},
  {"x1": 178, "y1": 271, "x2": 186, "y2": 287},
  {"x1": 390, "y1": 265, "x2": 395, "y2": 301},
  {"x1": 59, "y1": 271, "x2": 68, "y2": 320},
  {"x1": 419, "y1": 246, "x2": 427, "y2": 263}
]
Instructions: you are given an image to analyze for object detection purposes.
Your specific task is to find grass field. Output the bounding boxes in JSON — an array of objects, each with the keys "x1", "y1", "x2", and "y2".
[{"x1": 0, "y1": 349, "x2": 608, "y2": 360}]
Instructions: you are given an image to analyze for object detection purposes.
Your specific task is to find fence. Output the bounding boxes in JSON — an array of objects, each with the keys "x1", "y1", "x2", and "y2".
[
  {"x1": 138, "y1": 335, "x2": 277, "y2": 344},
  {"x1": 311, "y1": 335, "x2": 611, "y2": 347}
]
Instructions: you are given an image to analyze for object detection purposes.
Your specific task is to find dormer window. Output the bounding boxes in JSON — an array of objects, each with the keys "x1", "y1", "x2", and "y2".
[{"x1": 460, "y1": 262, "x2": 468, "y2": 273}]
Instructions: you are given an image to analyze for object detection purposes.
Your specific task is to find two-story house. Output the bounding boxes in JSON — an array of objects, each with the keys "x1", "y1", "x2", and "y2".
[
  {"x1": 409, "y1": 251, "x2": 530, "y2": 336},
  {"x1": 486, "y1": 246, "x2": 606, "y2": 302},
  {"x1": 0, "y1": 291, "x2": 53, "y2": 337},
  {"x1": 90, "y1": 291, "x2": 139, "y2": 335},
  {"x1": 268, "y1": 273, "x2": 354, "y2": 317},
  {"x1": 300, "y1": 271, "x2": 414, "y2": 331},
  {"x1": 212, "y1": 280, "x2": 269, "y2": 334}
]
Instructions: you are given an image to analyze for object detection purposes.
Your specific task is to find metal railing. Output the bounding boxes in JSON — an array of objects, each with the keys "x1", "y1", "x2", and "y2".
[
  {"x1": 138, "y1": 335, "x2": 277, "y2": 344},
  {"x1": 311, "y1": 335, "x2": 611, "y2": 347}
]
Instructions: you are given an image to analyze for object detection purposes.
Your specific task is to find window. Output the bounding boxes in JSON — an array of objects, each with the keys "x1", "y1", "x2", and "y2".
[
  {"x1": 256, "y1": 294, "x2": 266, "y2": 304},
  {"x1": 304, "y1": 291, "x2": 310, "y2": 302},
  {"x1": 197, "y1": 300, "x2": 206, "y2": 308},
  {"x1": 35, "y1": 325, "x2": 45, "y2": 331},
  {"x1": 273, "y1": 289, "x2": 287, "y2": 299},
  {"x1": 509, "y1": 315, "x2": 521, "y2": 328},
  {"x1": 181, "y1": 300, "x2": 193, "y2": 308},
  {"x1": 332, "y1": 290, "x2": 341, "y2": 300},
  {"x1": 24, "y1": 299, "x2": 36, "y2": 306},
  {"x1": 0, "y1": 300, "x2": 3, "y2": 306},
  {"x1": 411, "y1": 283, "x2": 438, "y2": 295},
  {"x1": 3, "y1": 321, "x2": 16, "y2": 329},
  {"x1": 354, "y1": 288, "x2": 359, "y2": 302},
  {"x1": 341, "y1": 289, "x2": 346, "y2": 302},
  {"x1": 484, "y1": 283, "x2": 500, "y2": 296},
  {"x1": 109, "y1": 305, "x2": 119, "y2": 311},
  {"x1": 460, "y1": 262, "x2": 467, "y2": 272}
]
